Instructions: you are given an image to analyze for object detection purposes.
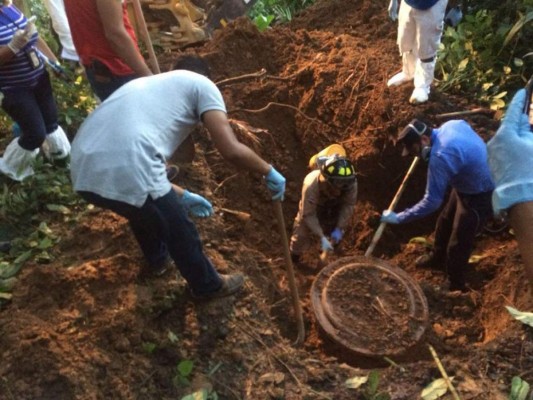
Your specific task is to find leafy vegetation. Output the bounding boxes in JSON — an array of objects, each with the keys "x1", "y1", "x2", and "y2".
[
  {"x1": 249, "y1": 0, "x2": 315, "y2": 30},
  {"x1": 437, "y1": 0, "x2": 533, "y2": 109}
]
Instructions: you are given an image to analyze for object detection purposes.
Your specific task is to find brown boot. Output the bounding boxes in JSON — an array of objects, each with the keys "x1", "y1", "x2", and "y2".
[{"x1": 191, "y1": 274, "x2": 244, "y2": 300}]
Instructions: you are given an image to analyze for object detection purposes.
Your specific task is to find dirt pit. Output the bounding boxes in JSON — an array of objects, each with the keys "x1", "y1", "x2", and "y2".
[{"x1": 1, "y1": 0, "x2": 532, "y2": 398}]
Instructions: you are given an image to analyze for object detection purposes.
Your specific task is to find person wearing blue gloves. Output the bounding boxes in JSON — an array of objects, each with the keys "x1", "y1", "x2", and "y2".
[
  {"x1": 487, "y1": 88, "x2": 533, "y2": 297},
  {"x1": 70, "y1": 55, "x2": 286, "y2": 300},
  {"x1": 386, "y1": 0, "x2": 448, "y2": 104},
  {"x1": 290, "y1": 152, "x2": 357, "y2": 267},
  {"x1": 381, "y1": 119, "x2": 494, "y2": 292}
]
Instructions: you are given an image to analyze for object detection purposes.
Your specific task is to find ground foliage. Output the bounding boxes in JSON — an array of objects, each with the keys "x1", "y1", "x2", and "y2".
[{"x1": 0, "y1": 0, "x2": 533, "y2": 399}]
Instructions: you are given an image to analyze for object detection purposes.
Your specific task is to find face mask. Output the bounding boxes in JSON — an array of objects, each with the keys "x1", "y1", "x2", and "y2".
[{"x1": 421, "y1": 146, "x2": 431, "y2": 162}]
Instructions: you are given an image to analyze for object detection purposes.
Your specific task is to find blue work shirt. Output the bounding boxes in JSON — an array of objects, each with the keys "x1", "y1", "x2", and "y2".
[
  {"x1": 405, "y1": 0, "x2": 440, "y2": 10},
  {"x1": 397, "y1": 120, "x2": 495, "y2": 224}
]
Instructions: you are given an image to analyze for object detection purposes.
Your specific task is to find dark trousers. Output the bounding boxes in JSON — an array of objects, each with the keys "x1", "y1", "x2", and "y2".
[
  {"x1": 1, "y1": 71, "x2": 58, "y2": 150},
  {"x1": 85, "y1": 60, "x2": 138, "y2": 101},
  {"x1": 78, "y1": 189, "x2": 223, "y2": 296},
  {"x1": 433, "y1": 189, "x2": 493, "y2": 286}
]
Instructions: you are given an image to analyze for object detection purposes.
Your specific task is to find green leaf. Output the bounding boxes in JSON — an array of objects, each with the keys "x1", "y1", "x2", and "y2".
[
  {"x1": 513, "y1": 58, "x2": 524, "y2": 67},
  {"x1": 375, "y1": 394, "x2": 391, "y2": 400},
  {"x1": 421, "y1": 378, "x2": 450, "y2": 399},
  {"x1": 13, "y1": 250, "x2": 32, "y2": 266},
  {"x1": 468, "y1": 254, "x2": 486, "y2": 264},
  {"x1": 168, "y1": 330, "x2": 179, "y2": 343},
  {"x1": 142, "y1": 342, "x2": 157, "y2": 354},
  {"x1": 505, "y1": 306, "x2": 533, "y2": 328},
  {"x1": 458, "y1": 58, "x2": 469, "y2": 71},
  {"x1": 345, "y1": 375, "x2": 368, "y2": 389},
  {"x1": 509, "y1": 376, "x2": 530, "y2": 400},
  {"x1": 37, "y1": 237, "x2": 53, "y2": 250},
  {"x1": 46, "y1": 204, "x2": 71, "y2": 214},
  {"x1": 408, "y1": 237, "x2": 433, "y2": 248},
  {"x1": 0, "y1": 262, "x2": 23, "y2": 279},
  {"x1": 0, "y1": 277, "x2": 17, "y2": 292},
  {"x1": 178, "y1": 360, "x2": 194, "y2": 377},
  {"x1": 0, "y1": 292, "x2": 12, "y2": 300},
  {"x1": 181, "y1": 389, "x2": 209, "y2": 400},
  {"x1": 367, "y1": 371, "x2": 380, "y2": 395}
]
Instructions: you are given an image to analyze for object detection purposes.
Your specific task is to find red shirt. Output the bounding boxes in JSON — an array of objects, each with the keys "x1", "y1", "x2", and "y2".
[{"x1": 64, "y1": 0, "x2": 139, "y2": 75}]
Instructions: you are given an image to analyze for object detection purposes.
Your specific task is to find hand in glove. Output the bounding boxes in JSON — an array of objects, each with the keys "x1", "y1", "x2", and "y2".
[
  {"x1": 487, "y1": 89, "x2": 533, "y2": 213},
  {"x1": 330, "y1": 228, "x2": 343, "y2": 244},
  {"x1": 180, "y1": 190, "x2": 213, "y2": 218},
  {"x1": 265, "y1": 166, "x2": 286, "y2": 201},
  {"x1": 388, "y1": 0, "x2": 399, "y2": 21},
  {"x1": 381, "y1": 210, "x2": 400, "y2": 224},
  {"x1": 3, "y1": 0, "x2": 13, "y2": 6},
  {"x1": 320, "y1": 236, "x2": 334, "y2": 252},
  {"x1": 7, "y1": 19, "x2": 37, "y2": 54}
]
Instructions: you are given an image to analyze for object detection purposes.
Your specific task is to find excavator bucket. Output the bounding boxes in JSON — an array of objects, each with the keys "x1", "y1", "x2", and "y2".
[{"x1": 135, "y1": 0, "x2": 256, "y2": 50}]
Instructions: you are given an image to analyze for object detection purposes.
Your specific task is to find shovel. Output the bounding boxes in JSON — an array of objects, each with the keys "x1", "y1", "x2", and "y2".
[
  {"x1": 273, "y1": 200, "x2": 305, "y2": 345},
  {"x1": 365, "y1": 156, "x2": 420, "y2": 257}
]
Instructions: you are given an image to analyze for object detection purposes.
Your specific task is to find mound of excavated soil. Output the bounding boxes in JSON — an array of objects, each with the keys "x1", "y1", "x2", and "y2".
[{"x1": 1, "y1": 0, "x2": 532, "y2": 398}]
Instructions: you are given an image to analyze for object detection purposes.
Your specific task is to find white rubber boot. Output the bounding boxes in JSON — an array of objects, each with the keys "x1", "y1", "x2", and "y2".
[
  {"x1": 409, "y1": 59, "x2": 435, "y2": 104},
  {"x1": 43, "y1": 126, "x2": 70, "y2": 160},
  {"x1": 0, "y1": 138, "x2": 39, "y2": 181},
  {"x1": 387, "y1": 51, "x2": 416, "y2": 87}
]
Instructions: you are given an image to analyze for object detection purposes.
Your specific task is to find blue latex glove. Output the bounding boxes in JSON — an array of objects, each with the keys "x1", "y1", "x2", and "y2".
[
  {"x1": 488, "y1": 89, "x2": 533, "y2": 214},
  {"x1": 381, "y1": 210, "x2": 400, "y2": 224},
  {"x1": 388, "y1": 0, "x2": 398, "y2": 21},
  {"x1": 330, "y1": 228, "x2": 343, "y2": 244},
  {"x1": 265, "y1": 166, "x2": 286, "y2": 201},
  {"x1": 180, "y1": 190, "x2": 213, "y2": 218},
  {"x1": 320, "y1": 236, "x2": 334, "y2": 252}
]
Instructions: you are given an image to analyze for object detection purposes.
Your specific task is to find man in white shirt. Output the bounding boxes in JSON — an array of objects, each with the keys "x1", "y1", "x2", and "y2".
[{"x1": 70, "y1": 56, "x2": 286, "y2": 300}]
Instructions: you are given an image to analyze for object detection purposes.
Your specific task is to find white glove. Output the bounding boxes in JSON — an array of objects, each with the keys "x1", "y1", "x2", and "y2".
[
  {"x1": 7, "y1": 20, "x2": 37, "y2": 54},
  {"x1": 320, "y1": 236, "x2": 334, "y2": 252},
  {"x1": 388, "y1": 0, "x2": 399, "y2": 21}
]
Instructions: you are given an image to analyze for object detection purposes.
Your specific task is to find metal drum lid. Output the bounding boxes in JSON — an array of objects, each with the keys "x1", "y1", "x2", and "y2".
[{"x1": 311, "y1": 256, "x2": 429, "y2": 357}]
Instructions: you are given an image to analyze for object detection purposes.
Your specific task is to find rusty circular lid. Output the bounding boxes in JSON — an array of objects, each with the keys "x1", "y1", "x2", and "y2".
[{"x1": 311, "y1": 256, "x2": 429, "y2": 357}]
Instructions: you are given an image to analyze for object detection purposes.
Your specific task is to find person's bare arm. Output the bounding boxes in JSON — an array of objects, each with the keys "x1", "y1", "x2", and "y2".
[
  {"x1": 96, "y1": 0, "x2": 152, "y2": 77},
  {"x1": 202, "y1": 110, "x2": 271, "y2": 175},
  {"x1": 509, "y1": 202, "x2": 533, "y2": 296},
  {"x1": 35, "y1": 37, "x2": 58, "y2": 63}
]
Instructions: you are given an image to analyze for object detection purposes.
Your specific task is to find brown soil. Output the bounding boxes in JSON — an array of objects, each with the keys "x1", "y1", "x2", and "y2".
[{"x1": 1, "y1": 0, "x2": 532, "y2": 398}]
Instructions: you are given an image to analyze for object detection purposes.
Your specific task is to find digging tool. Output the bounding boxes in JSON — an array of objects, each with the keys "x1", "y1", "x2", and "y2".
[
  {"x1": 273, "y1": 200, "x2": 305, "y2": 345},
  {"x1": 435, "y1": 108, "x2": 494, "y2": 119},
  {"x1": 130, "y1": 0, "x2": 161, "y2": 74},
  {"x1": 365, "y1": 156, "x2": 420, "y2": 257},
  {"x1": 219, "y1": 207, "x2": 251, "y2": 221}
]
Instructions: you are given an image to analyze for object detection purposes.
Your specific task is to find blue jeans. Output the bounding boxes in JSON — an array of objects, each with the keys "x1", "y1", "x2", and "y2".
[
  {"x1": 84, "y1": 60, "x2": 138, "y2": 101},
  {"x1": 1, "y1": 71, "x2": 58, "y2": 150},
  {"x1": 78, "y1": 189, "x2": 223, "y2": 296}
]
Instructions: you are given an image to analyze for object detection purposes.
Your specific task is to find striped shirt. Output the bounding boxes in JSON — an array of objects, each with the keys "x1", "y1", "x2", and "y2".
[{"x1": 0, "y1": 5, "x2": 43, "y2": 90}]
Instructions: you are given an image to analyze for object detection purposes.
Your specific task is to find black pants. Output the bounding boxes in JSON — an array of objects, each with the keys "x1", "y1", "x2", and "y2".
[{"x1": 433, "y1": 189, "x2": 492, "y2": 287}]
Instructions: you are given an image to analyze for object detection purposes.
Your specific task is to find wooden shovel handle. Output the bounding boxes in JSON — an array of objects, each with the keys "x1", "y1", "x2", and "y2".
[
  {"x1": 365, "y1": 156, "x2": 420, "y2": 257},
  {"x1": 273, "y1": 200, "x2": 305, "y2": 345}
]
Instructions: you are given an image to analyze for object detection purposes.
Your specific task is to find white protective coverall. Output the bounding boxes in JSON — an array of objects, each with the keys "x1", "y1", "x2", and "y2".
[{"x1": 387, "y1": 0, "x2": 448, "y2": 104}]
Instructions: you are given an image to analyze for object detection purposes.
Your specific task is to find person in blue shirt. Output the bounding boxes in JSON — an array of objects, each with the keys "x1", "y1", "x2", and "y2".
[
  {"x1": 0, "y1": 1, "x2": 70, "y2": 180},
  {"x1": 381, "y1": 119, "x2": 494, "y2": 292},
  {"x1": 386, "y1": 0, "x2": 448, "y2": 104}
]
